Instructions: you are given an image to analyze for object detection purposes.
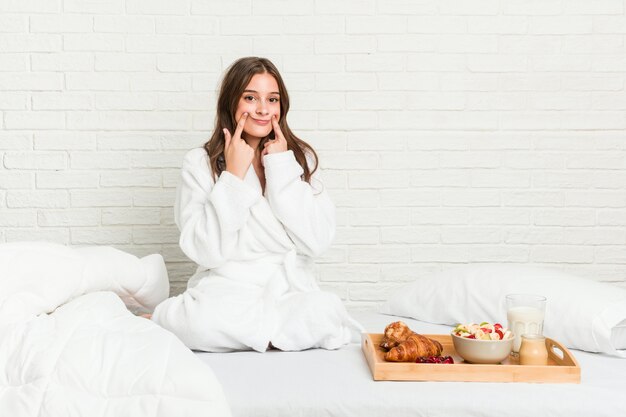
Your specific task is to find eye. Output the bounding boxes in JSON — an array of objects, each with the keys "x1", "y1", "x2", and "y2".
[
  {"x1": 269, "y1": 97, "x2": 279, "y2": 103},
  {"x1": 244, "y1": 95, "x2": 256, "y2": 102}
]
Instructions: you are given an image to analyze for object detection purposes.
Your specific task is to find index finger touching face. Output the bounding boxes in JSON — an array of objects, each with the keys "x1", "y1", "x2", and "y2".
[
  {"x1": 272, "y1": 114, "x2": 285, "y2": 141},
  {"x1": 234, "y1": 112, "x2": 248, "y2": 139}
]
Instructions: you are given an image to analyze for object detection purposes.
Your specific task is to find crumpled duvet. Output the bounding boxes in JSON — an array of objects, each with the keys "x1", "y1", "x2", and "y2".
[{"x1": 0, "y1": 241, "x2": 231, "y2": 417}]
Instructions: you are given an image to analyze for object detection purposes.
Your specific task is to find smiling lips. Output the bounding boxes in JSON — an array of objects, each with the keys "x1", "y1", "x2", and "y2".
[{"x1": 250, "y1": 117, "x2": 270, "y2": 126}]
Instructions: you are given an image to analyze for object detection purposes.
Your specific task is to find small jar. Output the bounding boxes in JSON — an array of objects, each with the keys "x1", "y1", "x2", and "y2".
[{"x1": 519, "y1": 334, "x2": 548, "y2": 366}]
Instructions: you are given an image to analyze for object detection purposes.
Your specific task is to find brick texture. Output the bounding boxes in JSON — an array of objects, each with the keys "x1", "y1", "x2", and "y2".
[{"x1": 2, "y1": 2, "x2": 626, "y2": 305}]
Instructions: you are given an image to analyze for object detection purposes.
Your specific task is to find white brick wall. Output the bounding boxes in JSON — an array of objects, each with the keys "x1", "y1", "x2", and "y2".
[{"x1": 1, "y1": 1, "x2": 626, "y2": 307}]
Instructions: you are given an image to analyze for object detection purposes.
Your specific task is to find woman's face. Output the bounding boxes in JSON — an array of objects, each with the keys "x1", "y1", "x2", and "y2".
[{"x1": 234, "y1": 72, "x2": 281, "y2": 142}]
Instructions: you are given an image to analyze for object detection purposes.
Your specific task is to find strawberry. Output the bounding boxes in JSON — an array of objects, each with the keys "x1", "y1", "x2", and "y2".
[
  {"x1": 416, "y1": 356, "x2": 455, "y2": 364},
  {"x1": 495, "y1": 329, "x2": 504, "y2": 340}
]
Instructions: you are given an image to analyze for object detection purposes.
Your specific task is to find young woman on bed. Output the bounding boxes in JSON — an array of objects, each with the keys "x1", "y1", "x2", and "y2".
[{"x1": 150, "y1": 56, "x2": 362, "y2": 352}]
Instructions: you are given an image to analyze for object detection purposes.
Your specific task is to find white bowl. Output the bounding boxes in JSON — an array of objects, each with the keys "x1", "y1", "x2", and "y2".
[{"x1": 451, "y1": 333, "x2": 514, "y2": 364}]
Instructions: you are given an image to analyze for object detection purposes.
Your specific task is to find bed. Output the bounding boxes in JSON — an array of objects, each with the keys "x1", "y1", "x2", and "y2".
[
  {"x1": 197, "y1": 310, "x2": 626, "y2": 417},
  {"x1": 4, "y1": 243, "x2": 625, "y2": 416}
]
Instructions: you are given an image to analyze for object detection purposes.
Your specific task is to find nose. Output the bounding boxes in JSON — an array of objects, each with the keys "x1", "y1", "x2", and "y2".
[{"x1": 256, "y1": 99, "x2": 269, "y2": 115}]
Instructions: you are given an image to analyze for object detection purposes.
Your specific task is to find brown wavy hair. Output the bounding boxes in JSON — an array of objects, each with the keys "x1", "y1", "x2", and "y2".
[{"x1": 204, "y1": 57, "x2": 318, "y2": 183}]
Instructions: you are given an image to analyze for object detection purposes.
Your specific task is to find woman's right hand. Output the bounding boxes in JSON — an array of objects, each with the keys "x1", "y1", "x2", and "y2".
[{"x1": 223, "y1": 113, "x2": 254, "y2": 179}]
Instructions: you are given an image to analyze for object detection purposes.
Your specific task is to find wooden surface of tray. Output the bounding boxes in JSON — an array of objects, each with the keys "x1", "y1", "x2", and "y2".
[{"x1": 362, "y1": 333, "x2": 580, "y2": 383}]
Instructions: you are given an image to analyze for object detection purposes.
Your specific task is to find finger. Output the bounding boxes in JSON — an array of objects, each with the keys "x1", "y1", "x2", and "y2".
[
  {"x1": 271, "y1": 114, "x2": 284, "y2": 141},
  {"x1": 234, "y1": 112, "x2": 248, "y2": 140},
  {"x1": 272, "y1": 115, "x2": 286, "y2": 142},
  {"x1": 223, "y1": 128, "x2": 232, "y2": 149}
]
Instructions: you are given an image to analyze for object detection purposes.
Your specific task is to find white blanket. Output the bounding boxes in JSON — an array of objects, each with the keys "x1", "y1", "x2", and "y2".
[
  {"x1": 152, "y1": 148, "x2": 362, "y2": 352},
  {"x1": 0, "y1": 241, "x2": 231, "y2": 417}
]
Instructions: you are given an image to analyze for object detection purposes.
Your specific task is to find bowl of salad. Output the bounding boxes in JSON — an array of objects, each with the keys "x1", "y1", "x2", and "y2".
[{"x1": 451, "y1": 322, "x2": 514, "y2": 364}]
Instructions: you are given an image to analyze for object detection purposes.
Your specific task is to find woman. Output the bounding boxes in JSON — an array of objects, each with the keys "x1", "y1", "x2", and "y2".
[{"x1": 151, "y1": 57, "x2": 362, "y2": 352}]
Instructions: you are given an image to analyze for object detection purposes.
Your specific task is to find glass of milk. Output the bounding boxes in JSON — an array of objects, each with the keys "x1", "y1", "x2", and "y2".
[{"x1": 505, "y1": 294, "x2": 547, "y2": 354}]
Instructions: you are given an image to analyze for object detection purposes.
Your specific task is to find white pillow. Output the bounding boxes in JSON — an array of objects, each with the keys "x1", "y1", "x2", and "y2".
[
  {"x1": 0, "y1": 242, "x2": 169, "y2": 323},
  {"x1": 380, "y1": 264, "x2": 626, "y2": 357}
]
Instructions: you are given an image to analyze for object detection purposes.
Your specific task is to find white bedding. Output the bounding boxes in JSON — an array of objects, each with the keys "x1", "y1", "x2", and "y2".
[
  {"x1": 0, "y1": 242, "x2": 231, "y2": 417},
  {"x1": 197, "y1": 311, "x2": 626, "y2": 417}
]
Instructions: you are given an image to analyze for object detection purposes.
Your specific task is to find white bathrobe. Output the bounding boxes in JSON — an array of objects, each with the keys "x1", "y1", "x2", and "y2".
[{"x1": 152, "y1": 148, "x2": 362, "y2": 352}]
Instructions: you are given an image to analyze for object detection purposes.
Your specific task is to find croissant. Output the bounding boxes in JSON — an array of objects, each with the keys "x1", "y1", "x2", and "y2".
[
  {"x1": 384, "y1": 333, "x2": 443, "y2": 362},
  {"x1": 380, "y1": 321, "x2": 414, "y2": 350}
]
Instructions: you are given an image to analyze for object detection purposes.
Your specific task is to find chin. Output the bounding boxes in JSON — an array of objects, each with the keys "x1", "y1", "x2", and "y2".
[{"x1": 244, "y1": 126, "x2": 272, "y2": 139}]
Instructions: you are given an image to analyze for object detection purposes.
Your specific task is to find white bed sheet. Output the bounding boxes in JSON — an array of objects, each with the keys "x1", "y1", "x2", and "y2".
[{"x1": 196, "y1": 311, "x2": 626, "y2": 417}]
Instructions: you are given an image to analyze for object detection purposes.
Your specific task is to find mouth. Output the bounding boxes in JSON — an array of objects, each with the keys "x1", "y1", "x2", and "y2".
[{"x1": 250, "y1": 117, "x2": 270, "y2": 126}]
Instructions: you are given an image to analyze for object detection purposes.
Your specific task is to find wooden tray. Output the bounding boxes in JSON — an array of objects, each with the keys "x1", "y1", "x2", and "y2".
[{"x1": 362, "y1": 333, "x2": 580, "y2": 383}]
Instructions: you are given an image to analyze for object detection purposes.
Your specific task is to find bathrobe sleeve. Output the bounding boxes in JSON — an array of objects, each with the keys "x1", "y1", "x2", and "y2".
[
  {"x1": 175, "y1": 148, "x2": 262, "y2": 268},
  {"x1": 263, "y1": 150, "x2": 336, "y2": 257}
]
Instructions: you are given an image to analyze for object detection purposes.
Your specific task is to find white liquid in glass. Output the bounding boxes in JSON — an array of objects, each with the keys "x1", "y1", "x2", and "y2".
[{"x1": 507, "y1": 306, "x2": 545, "y2": 352}]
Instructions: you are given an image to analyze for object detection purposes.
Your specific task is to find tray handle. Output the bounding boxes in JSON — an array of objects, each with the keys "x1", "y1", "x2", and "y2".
[{"x1": 546, "y1": 338, "x2": 577, "y2": 366}]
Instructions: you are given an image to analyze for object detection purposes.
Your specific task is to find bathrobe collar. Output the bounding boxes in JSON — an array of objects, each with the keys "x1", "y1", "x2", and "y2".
[{"x1": 243, "y1": 163, "x2": 263, "y2": 195}]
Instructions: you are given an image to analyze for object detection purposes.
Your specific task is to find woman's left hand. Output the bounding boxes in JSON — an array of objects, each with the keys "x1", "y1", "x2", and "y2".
[{"x1": 262, "y1": 115, "x2": 288, "y2": 161}]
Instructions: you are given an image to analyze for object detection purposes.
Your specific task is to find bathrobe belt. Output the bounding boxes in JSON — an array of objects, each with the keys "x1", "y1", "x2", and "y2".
[
  {"x1": 192, "y1": 250, "x2": 318, "y2": 294},
  {"x1": 281, "y1": 249, "x2": 318, "y2": 293}
]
